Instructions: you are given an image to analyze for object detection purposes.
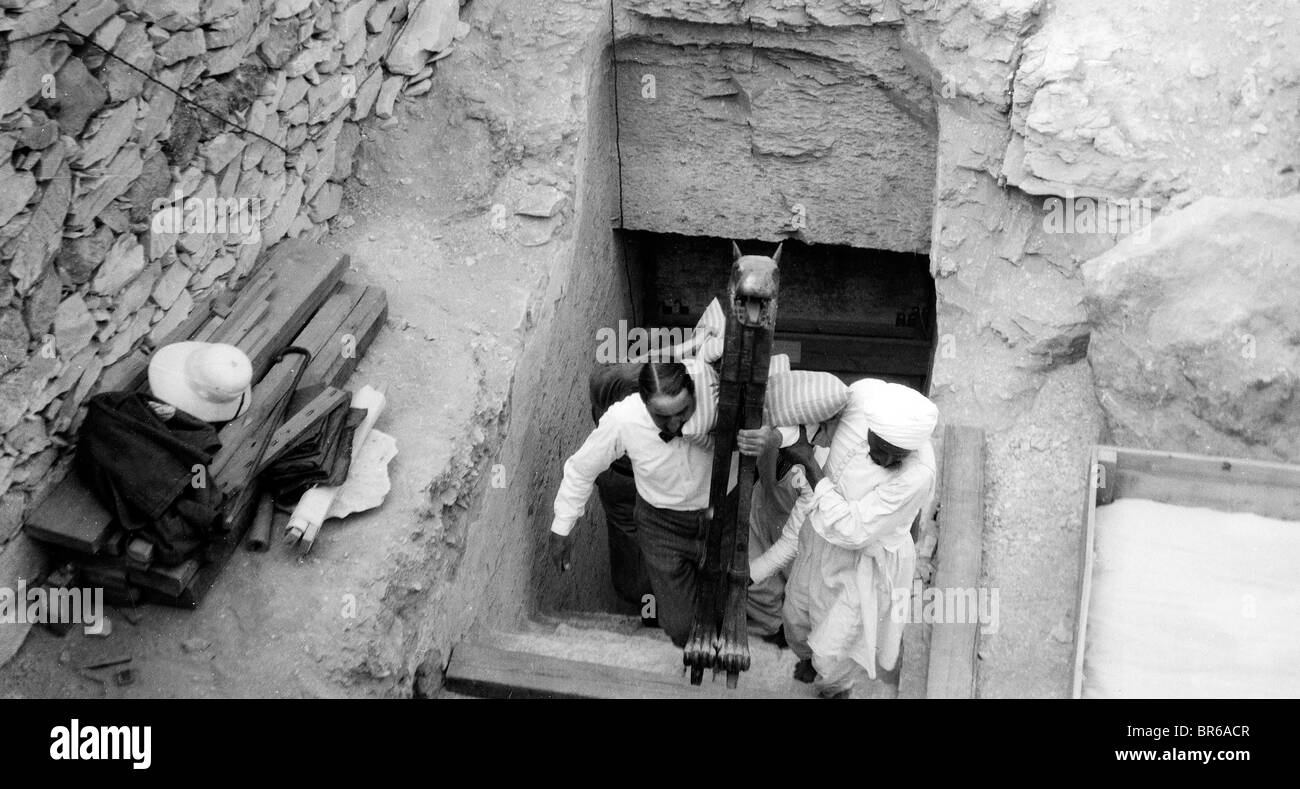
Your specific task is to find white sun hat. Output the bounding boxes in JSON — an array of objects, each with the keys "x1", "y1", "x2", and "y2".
[{"x1": 147, "y1": 341, "x2": 253, "y2": 423}]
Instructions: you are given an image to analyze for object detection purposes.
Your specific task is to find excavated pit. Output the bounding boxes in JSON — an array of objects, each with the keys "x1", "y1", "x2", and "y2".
[
  {"x1": 475, "y1": 16, "x2": 942, "y2": 653},
  {"x1": 534, "y1": 230, "x2": 939, "y2": 619}
]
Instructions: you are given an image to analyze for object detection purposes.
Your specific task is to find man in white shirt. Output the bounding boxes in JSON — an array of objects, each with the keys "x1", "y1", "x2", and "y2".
[{"x1": 550, "y1": 360, "x2": 734, "y2": 646}]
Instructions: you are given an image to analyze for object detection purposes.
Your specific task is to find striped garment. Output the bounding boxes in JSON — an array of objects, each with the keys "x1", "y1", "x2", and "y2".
[{"x1": 681, "y1": 358, "x2": 850, "y2": 439}]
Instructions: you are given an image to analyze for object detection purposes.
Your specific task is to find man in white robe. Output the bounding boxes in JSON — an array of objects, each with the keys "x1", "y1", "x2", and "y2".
[{"x1": 751, "y1": 378, "x2": 938, "y2": 698}]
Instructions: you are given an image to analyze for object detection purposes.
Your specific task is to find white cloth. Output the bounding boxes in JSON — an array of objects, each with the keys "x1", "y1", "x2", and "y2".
[
  {"x1": 855, "y1": 378, "x2": 938, "y2": 450},
  {"x1": 1085, "y1": 498, "x2": 1300, "y2": 698},
  {"x1": 751, "y1": 465, "x2": 811, "y2": 584},
  {"x1": 550, "y1": 359, "x2": 735, "y2": 537},
  {"x1": 777, "y1": 379, "x2": 937, "y2": 680}
]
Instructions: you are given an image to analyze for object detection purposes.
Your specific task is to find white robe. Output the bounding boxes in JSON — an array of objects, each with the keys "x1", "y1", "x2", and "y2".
[{"x1": 767, "y1": 380, "x2": 937, "y2": 678}]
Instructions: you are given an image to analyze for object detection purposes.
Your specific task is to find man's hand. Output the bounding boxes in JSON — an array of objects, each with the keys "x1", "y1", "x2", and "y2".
[
  {"x1": 780, "y1": 425, "x2": 825, "y2": 487},
  {"x1": 548, "y1": 531, "x2": 573, "y2": 573},
  {"x1": 736, "y1": 426, "x2": 779, "y2": 458}
]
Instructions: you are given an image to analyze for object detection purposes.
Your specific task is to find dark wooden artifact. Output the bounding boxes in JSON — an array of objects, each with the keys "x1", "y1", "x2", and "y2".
[{"x1": 683, "y1": 242, "x2": 781, "y2": 688}]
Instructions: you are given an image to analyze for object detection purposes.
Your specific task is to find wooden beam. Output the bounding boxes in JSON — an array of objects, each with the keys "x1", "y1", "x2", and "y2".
[
  {"x1": 926, "y1": 424, "x2": 985, "y2": 699},
  {"x1": 171, "y1": 293, "x2": 389, "y2": 607},
  {"x1": 302, "y1": 286, "x2": 387, "y2": 389},
  {"x1": 1072, "y1": 446, "x2": 1101, "y2": 698},
  {"x1": 23, "y1": 241, "x2": 350, "y2": 559},
  {"x1": 233, "y1": 241, "x2": 350, "y2": 380},
  {"x1": 287, "y1": 279, "x2": 367, "y2": 361},
  {"x1": 20, "y1": 474, "x2": 114, "y2": 555},
  {"x1": 444, "y1": 642, "x2": 806, "y2": 700}
]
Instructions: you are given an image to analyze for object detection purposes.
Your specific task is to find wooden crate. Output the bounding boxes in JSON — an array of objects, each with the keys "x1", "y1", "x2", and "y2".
[{"x1": 1072, "y1": 445, "x2": 1300, "y2": 698}]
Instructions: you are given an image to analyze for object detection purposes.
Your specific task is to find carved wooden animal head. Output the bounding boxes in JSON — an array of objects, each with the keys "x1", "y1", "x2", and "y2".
[{"x1": 728, "y1": 241, "x2": 781, "y2": 328}]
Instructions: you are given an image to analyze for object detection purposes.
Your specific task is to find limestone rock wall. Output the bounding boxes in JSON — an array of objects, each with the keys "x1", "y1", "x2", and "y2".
[
  {"x1": 910, "y1": 0, "x2": 1298, "y2": 698},
  {"x1": 1083, "y1": 195, "x2": 1300, "y2": 462},
  {"x1": 615, "y1": 1, "x2": 937, "y2": 253},
  {"x1": 0, "y1": 0, "x2": 465, "y2": 564}
]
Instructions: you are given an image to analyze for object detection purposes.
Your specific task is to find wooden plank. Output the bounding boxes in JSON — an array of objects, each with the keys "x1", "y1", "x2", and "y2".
[
  {"x1": 1109, "y1": 445, "x2": 1300, "y2": 489},
  {"x1": 288, "y1": 279, "x2": 367, "y2": 358},
  {"x1": 237, "y1": 241, "x2": 350, "y2": 381},
  {"x1": 303, "y1": 286, "x2": 387, "y2": 388},
  {"x1": 444, "y1": 642, "x2": 805, "y2": 700},
  {"x1": 1072, "y1": 446, "x2": 1102, "y2": 699},
  {"x1": 212, "y1": 298, "x2": 271, "y2": 348},
  {"x1": 212, "y1": 282, "x2": 386, "y2": 535},
  {"x1": 127, "y1": 559, "x2": 199, "y2": 597},
  {"x1": 926, "y1": 424, "x2": 985, "y2": 699},
  {"x1": 22, "y1": 473, "x2": 114, "y2": 554},
  {"x1": 1113, "y1": 470, "x2": 1300, "y2": 523},
  {"x1": 1105, "y1": 446, "x2": 1300, "y2": 521},
  {"x1": 211, "y1": 357, "x2": 304, "y2": 499},
  {"x1": 23, "y1": 241, "x2": 349, "y2": 560},
  {"x1": 197, "y1": 268, "x2": 275, "y2": 344}
]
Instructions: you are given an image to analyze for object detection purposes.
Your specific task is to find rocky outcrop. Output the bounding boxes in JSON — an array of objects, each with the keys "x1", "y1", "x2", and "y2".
[
  {"x1": 1001, "y1": 0, "x2": 1300, "y2": 202},
  {"x1": 1083, "y1": 195, "x2": 1300, "y2": 462}
]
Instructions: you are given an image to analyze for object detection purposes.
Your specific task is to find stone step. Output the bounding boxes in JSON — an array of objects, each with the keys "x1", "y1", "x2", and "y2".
[{"x1": 446, "y1": 615, "x2": 900, "y2": 699}]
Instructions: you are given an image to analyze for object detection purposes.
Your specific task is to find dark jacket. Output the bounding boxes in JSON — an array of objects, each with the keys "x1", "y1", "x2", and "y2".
[{"x1": 76, "y1": 391, "x2": 224, "y2": 565}]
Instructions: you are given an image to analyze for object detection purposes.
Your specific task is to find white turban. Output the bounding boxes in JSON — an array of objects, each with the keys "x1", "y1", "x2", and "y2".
[{"x1": 857, "y1": 379, "x2": 938, "y2": 450}]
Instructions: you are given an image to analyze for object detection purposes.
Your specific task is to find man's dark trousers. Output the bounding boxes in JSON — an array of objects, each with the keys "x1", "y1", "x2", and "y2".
[
  {"x1": 594, "y1": 464, "x2": 652, "y2": 606},
  {"x1": 634, "y1": 488, "x2": 738, "y2": 647}
]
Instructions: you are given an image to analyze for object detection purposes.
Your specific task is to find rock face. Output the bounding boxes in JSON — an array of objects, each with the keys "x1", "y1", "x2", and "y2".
[
  {"x1": 615, "y1": 8, "x2": 936, "y2": 252},
  {"x1": 1083, "y1": 195, "x2": 1300, "y2": 461},
  {"x1": 1003, "y1": 1, "x2": 1300, "y2": 202}
]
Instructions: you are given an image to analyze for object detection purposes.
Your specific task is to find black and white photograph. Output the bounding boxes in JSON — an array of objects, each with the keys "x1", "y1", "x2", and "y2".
[{"x1": 0, "y1": 0, "x2": 1295, "y2": 766}]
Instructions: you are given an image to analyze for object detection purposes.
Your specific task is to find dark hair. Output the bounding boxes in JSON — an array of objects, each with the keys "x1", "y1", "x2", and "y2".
[{"x1": 638, "y1": 362, "x2": 695, "y2": 403}]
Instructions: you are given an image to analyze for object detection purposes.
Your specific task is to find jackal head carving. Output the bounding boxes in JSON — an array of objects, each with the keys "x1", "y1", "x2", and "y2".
[{"x1": 728, "y1": 241, "x2": 781, "y2": 328}]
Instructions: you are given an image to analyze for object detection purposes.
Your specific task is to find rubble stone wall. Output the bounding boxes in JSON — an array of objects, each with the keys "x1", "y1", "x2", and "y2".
[{"x1": 0, "y1": 0, "x2": 466, "y2": 650}]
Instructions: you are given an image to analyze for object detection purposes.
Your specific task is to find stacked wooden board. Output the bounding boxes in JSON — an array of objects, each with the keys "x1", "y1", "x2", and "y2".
[{"x1": 22, "y1": 240, "x2": 387, "y2": 608}]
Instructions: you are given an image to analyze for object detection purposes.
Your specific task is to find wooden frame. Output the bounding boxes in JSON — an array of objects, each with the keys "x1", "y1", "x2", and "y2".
[
  {"x1": 925, "y1": 424, "x2": 986, "y2": 699},
  {"x1": 1072, "y1": 445, "x2": 1300, "y2": 698}
]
